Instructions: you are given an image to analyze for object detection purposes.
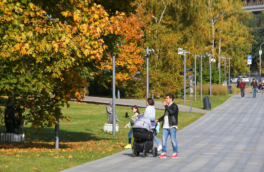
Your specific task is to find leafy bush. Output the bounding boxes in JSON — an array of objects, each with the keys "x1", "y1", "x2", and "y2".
[{"x1": 196, "y1": 84, "x2": 231, "y2": 96}]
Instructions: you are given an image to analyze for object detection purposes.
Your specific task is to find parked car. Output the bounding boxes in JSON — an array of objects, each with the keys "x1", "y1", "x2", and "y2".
[
  {"x1": 240, "y1": 76, "x2": 249, "y2": 83},
  {"x1": 230, "y1": 77, "x2": 238, "y2": 83}
]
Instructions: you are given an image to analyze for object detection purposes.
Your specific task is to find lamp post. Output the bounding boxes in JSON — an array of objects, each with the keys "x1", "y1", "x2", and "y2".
[
  {"x1": 219, "y1": 56, "x2": 220, "y2": 85},
  {"x1": 206, "y1": 53, "x2": 215, "y2": 96},
  {"x1": 196, "y1": 55, "x2": 206, "y2": 101},
  {"x1": 259, "y1": 42, "x2": 264, "y2": 82},
  {"x1": 218, "y1": 56, "x2": 226, "y2": 85},
  {"x1": 111, "y1": 43, "x2": 122, "y2": 135},
  {"x1": 228, "y1": 57, "x2": 232, "y2": 87},
  {"x1": 224, "y1": 58, "x2": 226, "y2": 77},
  {"x1": 178, "y1": 48, "x2": 190, "y2": 106},
  {"x1": 194, "y1": 54, "x2": 200, "y2": 102},
  {"x1": 145, "y1": 47, "x2": 154, "y2": 100},
  {"x1": 112, "y1": 55, "x2": 116, "y2": 135},
  {"x1": 210, "y1": 55, "x2": 212, "y2": 96}
]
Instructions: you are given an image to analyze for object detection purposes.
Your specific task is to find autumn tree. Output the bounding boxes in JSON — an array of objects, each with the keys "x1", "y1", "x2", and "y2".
[
  {"x1": 0, "y1": 0, "x2": 145, "y2": 133},
  {"x1": 87, "y1": 1, "x2": 151, "y2": 96},
  {"x1": 208, "y1": 0, "x2": 252, "y2": 76},
  {"x1": 123, "y1": 0, "x2": 253, "y2": 98}
]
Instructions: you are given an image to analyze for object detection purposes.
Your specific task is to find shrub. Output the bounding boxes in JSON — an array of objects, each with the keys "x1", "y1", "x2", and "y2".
[{"x1": 196, "y1": 84, "x2": 229, "y2": 96}]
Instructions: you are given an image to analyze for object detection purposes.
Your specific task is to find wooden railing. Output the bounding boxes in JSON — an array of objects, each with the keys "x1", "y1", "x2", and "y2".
[{"x1": 243, "y1": 1, "x2": 264, "y2": 6}]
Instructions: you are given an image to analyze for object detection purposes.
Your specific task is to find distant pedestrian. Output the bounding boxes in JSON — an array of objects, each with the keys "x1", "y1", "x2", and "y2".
[
  {"x1": 251, "y1": 79, "x2": 258, "y2": 98},
  {"x1": 237, "y1": 77, "x2": 241, "y2": 88},
  {"x1": 155, "y1": 93, "x2": 179, "y2": 159},
  {"x1": 262, "y1": 82, "x2": 264, "y2": 94},
  {"x1": 239, "y1": 79, "x2": 246, "y2": 98},
  {"x1": 258, "y1": 81, "x2": 262, "y2": 93}
]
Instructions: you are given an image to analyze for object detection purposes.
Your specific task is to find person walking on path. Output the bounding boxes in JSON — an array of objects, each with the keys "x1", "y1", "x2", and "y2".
[
  {"x1": 155, "y1": 93, "x2": 179, "y2": 159},
  {"x1": 251, "y1": 79, "x2": 258, "y2": 98},
  {"x1": 239, "y1": 79, "x2": 246, "y2": 98},
  {"x1": 143, "y1": 98, "x2": 162, "y2": 151}
]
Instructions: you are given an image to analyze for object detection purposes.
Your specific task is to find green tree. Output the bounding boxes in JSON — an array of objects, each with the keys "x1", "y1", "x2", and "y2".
[{"x1": 249, "y1": 27, "x2": 264, "y2": 72}]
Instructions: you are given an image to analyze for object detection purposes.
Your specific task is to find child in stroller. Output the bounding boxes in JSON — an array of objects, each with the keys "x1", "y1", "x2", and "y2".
[{"x1": 132, "y1": 117, "x2": 158, "y2": 157}]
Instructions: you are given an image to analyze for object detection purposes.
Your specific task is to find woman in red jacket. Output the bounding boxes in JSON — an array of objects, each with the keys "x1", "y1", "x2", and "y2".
[{"x1": 239, "y1": 79, "x2": 246, "y2": 98}]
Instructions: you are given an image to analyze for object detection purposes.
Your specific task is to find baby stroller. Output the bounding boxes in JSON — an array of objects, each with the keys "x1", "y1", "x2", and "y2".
[{"x1": 132, "y1": 117, "x2": 157, "y2": 157}]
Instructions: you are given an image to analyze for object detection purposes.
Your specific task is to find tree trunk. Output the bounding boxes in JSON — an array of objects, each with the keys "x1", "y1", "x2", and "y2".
[{"x1": 219, "y1": 30, "x2": 222, "y2": 56}]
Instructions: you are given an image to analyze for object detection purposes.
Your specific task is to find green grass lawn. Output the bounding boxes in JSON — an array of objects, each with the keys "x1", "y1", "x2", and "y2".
[
  {"x1": 125, "y1": 94, "x2": 233, "y2": 111},
  {"x1": 0, "y1": 102, "x2": 205, "y2": 172},
  {"x1": 173, "y1": 94, "x2": 233, "y2": 110}
]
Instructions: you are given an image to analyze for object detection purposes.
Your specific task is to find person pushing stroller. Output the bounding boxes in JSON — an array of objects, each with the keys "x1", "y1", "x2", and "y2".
[{"x1": 132, "y1": 117, "x2": 158, "y2": 157}]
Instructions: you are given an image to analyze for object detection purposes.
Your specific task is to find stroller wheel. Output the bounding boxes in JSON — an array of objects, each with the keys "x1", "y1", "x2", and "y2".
[
  {"x1": 143, "y1": 149, "x2": 147, "y2": 157},
  {"x1": 152, "y1": 147, "x2": 157, "y2": 157},
  {"x1": 132, "y1": 148, "x2": 139, "y2": 157}
]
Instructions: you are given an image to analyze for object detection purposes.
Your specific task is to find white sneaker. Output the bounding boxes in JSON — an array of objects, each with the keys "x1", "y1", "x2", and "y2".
[{"x1": 157, "y1": 145, "x2": 162, "y2": 152}]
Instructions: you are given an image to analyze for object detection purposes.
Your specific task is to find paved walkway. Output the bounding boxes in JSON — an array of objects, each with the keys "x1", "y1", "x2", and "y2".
[
  {"x1": 63, "y1": 93, "x2": 264, "y2": 172},
  {"x1": 72, "y1": 96, "x2": 208, "y2": 113}
]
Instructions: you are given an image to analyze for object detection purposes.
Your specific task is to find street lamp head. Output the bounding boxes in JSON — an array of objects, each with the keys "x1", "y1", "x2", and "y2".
[
  {"x1": 178, "y1": 48, "x2": 184, "y2": 55},
  {"x1": 145, "y1": 47, "x2": 155, "y2": 57},
  {"x1": 211, "y1": 58, "x2": 216, "y2": 63}
]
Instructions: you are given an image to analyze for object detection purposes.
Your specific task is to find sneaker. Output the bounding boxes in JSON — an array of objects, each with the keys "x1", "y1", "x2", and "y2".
[
  {"x1": 159, "y1": 153, "x2": 166, "y2": 158},
  {"x1": 124, "y1": 144, "x2": 132, "y2": 149},
  {"x1": 171, "y1": 153, "x2": 178, "y2": 158},
  {"x1": 157, "y1": 145, "x2": 162, "y2": 152}
]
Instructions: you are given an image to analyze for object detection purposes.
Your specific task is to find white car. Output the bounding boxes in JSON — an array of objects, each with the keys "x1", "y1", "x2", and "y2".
[
  {"x1": 240, "y1": 76, "x2": 249, "y2": 83},
  {"x1": 230, "y1": 77, "x2": 238, "y2": 83}
]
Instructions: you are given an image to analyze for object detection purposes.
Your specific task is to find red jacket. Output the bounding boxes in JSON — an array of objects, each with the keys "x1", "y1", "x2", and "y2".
[{"x1": 239, "y1": 82, "x2": 246, "y2": 88}]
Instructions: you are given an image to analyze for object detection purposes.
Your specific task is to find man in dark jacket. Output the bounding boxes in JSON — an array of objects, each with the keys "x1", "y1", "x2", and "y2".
[
  {"x1": 155, "y1": 93, "x2": 178, "y2": 159},
  {"x1": 251, "y1": 79, "x2": 258, "y2": 98},
  {"x1": 239, "y1": 79, "x2": 246, "y2": 98}
]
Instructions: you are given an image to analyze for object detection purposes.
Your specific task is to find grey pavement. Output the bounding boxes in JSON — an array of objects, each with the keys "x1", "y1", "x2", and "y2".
[
  {"x1": 72, "y1": 96, "x2": 208, "y2": 113},
  {"x1": 63, "y1": 93, "x2": 264, "y2": 172}
]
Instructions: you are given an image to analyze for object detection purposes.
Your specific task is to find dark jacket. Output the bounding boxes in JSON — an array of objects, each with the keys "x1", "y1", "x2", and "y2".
[
  {"x1": 258, "y1": 84, "x2": 262, "y2": 90},
  {"x1": 158, "y1": 102, "x2": 178, "y2": 127},
  {"x1": 251, "y1": 81, "x2": 258, "y2": 88},
  {"x1": 239, "y1": 82, "x2": 246, "y2": 89}
]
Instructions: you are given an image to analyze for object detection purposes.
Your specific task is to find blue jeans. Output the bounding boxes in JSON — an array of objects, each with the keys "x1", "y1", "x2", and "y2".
[
  {"x1": 128, "y1": 128, "x2": 161, "y2": 145},
  {"x1": 240, "y1": 88, "x2": 245, "y2": 97},
  {"x1": 253, "y1": 88, "x2": 257, "y2": 97},
  {"x1": 162, "y1": 127, "x2": 178, "y2": 154},
  {"x1": 128, "y1": 128, "x2": 133, "y2": 139},
  {"x1": 154, "y1": 135, "x2": 161, "y2": 146}
]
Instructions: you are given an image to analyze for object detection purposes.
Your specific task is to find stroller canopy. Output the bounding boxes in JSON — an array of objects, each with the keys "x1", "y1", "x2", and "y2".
[{"x1": 132, "y1": 117, "x2": 152, "y2": 131}]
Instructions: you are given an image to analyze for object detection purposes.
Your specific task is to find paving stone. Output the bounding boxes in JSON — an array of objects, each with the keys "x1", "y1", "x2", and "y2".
[{"x1": 61, "y1": 94, "x2": 264, "y2": 172}]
